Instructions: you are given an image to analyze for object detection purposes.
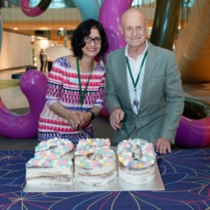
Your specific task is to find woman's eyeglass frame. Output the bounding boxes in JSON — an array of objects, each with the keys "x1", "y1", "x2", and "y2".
[{"x1": 84, "y1": 36, "x2": 102, "y2": 45}]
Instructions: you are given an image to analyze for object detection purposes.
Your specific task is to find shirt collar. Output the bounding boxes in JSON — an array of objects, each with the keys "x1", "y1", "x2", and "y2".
[{"x1": 125, "y1": 40, "x2": 148, "y2": 61}]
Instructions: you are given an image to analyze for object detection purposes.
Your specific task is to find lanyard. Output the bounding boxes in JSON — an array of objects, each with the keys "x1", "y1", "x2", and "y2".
[
  {"x1": 76, "y1": 57, "x2": 93, "y2": 110},
  {"x1": 126, "y1": 50, "x2": 148, "y2": 92}
]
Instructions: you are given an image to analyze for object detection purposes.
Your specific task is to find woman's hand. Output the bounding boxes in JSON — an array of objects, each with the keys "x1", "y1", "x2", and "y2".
[
  {"x1": 76, "y1": 111, "x2": 92, "y2": 128},
  {"x1": 66, "y1": 111, "x2": 80, "y2": 129},
  {"x1": 64, "y1": 111, "x2": 91, "y2": 129}
]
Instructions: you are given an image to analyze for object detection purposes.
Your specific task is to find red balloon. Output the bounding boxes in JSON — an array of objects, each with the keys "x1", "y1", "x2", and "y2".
[{"x1": 100, "y1": 107, "x2": 110, "y2": 118}]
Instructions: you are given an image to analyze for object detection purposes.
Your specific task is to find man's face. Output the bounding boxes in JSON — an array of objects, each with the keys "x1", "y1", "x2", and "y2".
[{"x1": 121, "y1": 12, "x2": 147, "y2": 48}]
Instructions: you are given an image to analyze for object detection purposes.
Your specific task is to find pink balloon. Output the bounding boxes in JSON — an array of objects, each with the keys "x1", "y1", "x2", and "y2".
[
  {"x1": 0, "y1": 70, "x2": 47, "y2": 139},
  {"x1": 20, "y1": 0, "x2": 52, "y2": 17},
  {"x1": 99, "y1": 0, "x2": 132, "y2": 56}
]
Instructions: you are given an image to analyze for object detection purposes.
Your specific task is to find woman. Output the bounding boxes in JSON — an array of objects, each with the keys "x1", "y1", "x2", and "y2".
[{"x1": 38, "y1": 19, "x2": 108, "y2": 146}]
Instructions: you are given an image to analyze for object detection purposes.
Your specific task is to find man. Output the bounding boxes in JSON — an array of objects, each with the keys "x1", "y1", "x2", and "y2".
[
  {"x1": 105, "y1": 8, "x2": 184, "y2": 154},
  {"x1": 39, "y1": 48, "x2": 45, "y2": 72}
]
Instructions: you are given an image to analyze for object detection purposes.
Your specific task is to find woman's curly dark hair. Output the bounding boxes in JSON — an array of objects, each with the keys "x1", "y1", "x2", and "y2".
[{"x1": 71, "y1": 19, "x2": 108, "y2": 59}]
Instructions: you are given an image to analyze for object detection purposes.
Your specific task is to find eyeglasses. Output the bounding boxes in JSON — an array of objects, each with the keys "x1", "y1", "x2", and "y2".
[{"x1": 84, "y1": 36, "x2": 102, "y2": 45}]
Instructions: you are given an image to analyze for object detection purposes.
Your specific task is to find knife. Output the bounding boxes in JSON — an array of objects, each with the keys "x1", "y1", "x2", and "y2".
[
  {"x1": 118, "y1": 124, "x2": 137, "y2": 139},
  {"x1": 126, "y1": 127, "x2": 137, "y2": 139},
  {"x1": 125, "y1": 126, "x2": 137, "y2": 139},
  {"x1": 77, "y1": 126, "x2": 89, "y2": 138}
]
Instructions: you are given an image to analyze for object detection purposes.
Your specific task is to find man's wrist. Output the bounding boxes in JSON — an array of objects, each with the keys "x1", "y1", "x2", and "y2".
[{"x1": 112, "y1": 106, "x2": 121, "y2": 113}]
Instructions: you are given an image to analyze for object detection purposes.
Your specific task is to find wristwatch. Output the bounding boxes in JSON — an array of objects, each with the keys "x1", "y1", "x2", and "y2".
[{"x1": 88, "y1": 110, "x2": 95, "y2": 121}]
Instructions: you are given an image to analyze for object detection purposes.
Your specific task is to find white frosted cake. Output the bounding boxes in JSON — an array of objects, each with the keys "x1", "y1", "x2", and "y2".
[
  {"x1": 74, "y1": 138, "x2": 117, "y2": 186},
  {"x1": 117, "y1": 138, "x2": 157, "y2": 184},
  {"x1": 26, "y1": 138, "x2": 74, "y2": 185}
]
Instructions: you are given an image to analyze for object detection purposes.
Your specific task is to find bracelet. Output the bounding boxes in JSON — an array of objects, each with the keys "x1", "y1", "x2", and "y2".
[{"x1": 88, "y1": 110, "x2": 95, "y2": 121}]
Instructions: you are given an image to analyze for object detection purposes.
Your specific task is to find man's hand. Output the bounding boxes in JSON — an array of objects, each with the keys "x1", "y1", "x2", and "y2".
[
  {"x1": 154, "y1": 138, "x2": 171, "y2": 154},
  {"x1": 109, "y1": 107, "x2": 124, "y2": 130}
]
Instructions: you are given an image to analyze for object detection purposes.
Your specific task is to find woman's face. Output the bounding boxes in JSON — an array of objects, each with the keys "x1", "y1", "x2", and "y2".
[{"x1": 82, "y1": 28, "x2": 102, "y2": 59}]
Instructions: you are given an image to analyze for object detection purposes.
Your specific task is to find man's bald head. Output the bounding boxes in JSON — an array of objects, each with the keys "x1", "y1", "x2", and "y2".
[{"x1": 121, "y1": 8, "x2": 147, "y2": 27}]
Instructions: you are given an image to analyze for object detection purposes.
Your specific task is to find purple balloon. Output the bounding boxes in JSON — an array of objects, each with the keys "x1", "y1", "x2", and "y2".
[
  {"x1": 0, "y1": 70, "x2": 47, "y2": 139},
  {"x1": 20, "y1": 0, "x2": 52, "y2": 17},
  {"x1": 99, "y1": 0, "x2": 132, "y2": 57}
]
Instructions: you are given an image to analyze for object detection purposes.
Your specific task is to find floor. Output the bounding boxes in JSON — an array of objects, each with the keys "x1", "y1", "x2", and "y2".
[{"x1": 1, "y1": 68, "x2": 210, "y2": 150}]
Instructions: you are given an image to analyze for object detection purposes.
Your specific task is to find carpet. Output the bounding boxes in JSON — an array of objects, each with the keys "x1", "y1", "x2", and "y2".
[
  {"x1": 0, "y1": 79, "x2": 20, "y2": 89},
  {"x1": 1, "y1": 149, "x2": 210, "y2": 210}
]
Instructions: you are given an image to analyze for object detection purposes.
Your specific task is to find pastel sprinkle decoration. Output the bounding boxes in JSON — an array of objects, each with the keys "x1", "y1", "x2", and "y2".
[
  {"x1": 26, "y1": 138, "x2": 73, "y2": 168},
  {"x1": 26, "y1": 157, "x2": 72, "y2": 168},
  {"x1": 75, "y1": 138, "x2": 116, "y2": 168},
  {"x1": 117, "y1": 138, "x2": 156, "y2": 169}
]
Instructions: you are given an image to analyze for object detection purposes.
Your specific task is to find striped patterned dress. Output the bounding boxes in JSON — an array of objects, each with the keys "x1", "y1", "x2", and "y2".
[{"x1": 38, "y1": 57, "x2": 105, "y2": 146}]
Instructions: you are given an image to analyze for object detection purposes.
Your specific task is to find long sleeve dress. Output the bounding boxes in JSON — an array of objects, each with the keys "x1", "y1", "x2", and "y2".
[{"x1": 38, "y1": 56, "x2": 105, "y2": 146}]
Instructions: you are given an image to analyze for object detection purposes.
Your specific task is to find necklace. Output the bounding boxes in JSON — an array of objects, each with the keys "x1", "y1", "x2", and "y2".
[
  {"x1": 126, "y1": 50, "x2": 148, "y2": 109},
  {"x1": 76, "y1": 57, "x2": 93, "y2": 110}
]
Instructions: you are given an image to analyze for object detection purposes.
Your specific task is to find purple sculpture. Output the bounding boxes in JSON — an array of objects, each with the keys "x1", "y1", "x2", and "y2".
[
  {"x1": 175, "y1": 97, "x2": 210, "y2": 147},
  {"x1": 20, "y1": 0, "x2": 52, "y2": 17},
  {"x1": 0, "y1": 70, "x2": 47, "y2": 139},
  {"x1": 0, "y1": 10, "x2": 2, "y2": 54},
  {"x1": 99, "y1": 0, "x2": 132, "y2": 58},
  {"x1": 99, "y1": 0, "x2": 132, "y2": 118}
]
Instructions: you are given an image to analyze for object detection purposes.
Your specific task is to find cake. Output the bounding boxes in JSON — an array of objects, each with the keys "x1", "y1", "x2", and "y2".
[
  {"x1": 74, "y1": 138, "x2": 117, "y2": 186},
  {"x1": 117, "y1": 138, "x2": 157, "y2": 184},
  {"x1": 26, "y1": 138, "x2": 74, "y2": 185}
]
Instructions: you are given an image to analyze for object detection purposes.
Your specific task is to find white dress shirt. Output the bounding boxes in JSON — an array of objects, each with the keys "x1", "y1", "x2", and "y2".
[{"x1": 125, "y1": 41, "x2": 148, "y2": 114}]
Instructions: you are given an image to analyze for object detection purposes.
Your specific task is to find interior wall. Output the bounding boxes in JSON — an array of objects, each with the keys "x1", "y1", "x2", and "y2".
[{"x1": 0, "y1": 31, "x2": 33, "y2": 70}]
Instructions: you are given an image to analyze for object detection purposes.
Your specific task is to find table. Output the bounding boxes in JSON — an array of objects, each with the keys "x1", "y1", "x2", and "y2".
[{"x1": 0, "y1": 149, "x2": 210, "y2": 210}]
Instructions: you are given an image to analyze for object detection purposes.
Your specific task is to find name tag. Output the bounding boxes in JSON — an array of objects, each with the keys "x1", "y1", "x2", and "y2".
[{"x1": 70, "y1": 78, "x2": 79, "y2": 84}]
